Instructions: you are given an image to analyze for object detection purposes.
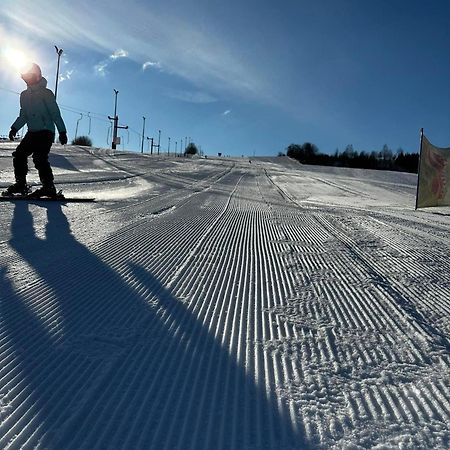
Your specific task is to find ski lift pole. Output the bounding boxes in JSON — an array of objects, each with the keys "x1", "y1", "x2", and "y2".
[
  {"x1": 141, "y1": 116, "x2": 146, "y2": 153},
  {"x1": 75, "y1": 113, "x2": 83, "y2": 140},
  {"x1": 157, "y1": 130, "x2": 161, "y2": 155},
  {"x1": 108, "y1": 115, "x2": 118, "y2": 150},
  {"x1": 54, "y1": 46, "x2": 63, "y2": 101},
  {"x1": 111, "y1": 89, "x2": 119, "y2": 149},
  {"x1": 108, "y1": 114, "x2": 128, "y2": 150}
]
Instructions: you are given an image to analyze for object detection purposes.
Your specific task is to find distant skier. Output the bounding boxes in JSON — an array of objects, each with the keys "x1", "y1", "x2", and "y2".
[{"x1": 6, "y1": 63, "x2": 67, "y2": 197}]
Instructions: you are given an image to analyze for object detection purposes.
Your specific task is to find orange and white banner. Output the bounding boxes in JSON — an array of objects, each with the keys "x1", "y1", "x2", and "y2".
[{"x1": 416, "y1": 135, "x2": 450, "y2": 208}]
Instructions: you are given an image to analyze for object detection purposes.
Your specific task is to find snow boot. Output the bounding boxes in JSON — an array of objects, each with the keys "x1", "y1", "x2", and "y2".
[
  {"x1": 29, "y1": 184, "x2": 58, "y2": 199},
  {"x1": 2, "y1": 182, "x2": 30, "y2": 196}
]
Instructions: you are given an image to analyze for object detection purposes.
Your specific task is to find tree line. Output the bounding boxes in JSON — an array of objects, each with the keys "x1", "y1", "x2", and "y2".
[
  {"x1": 283, "y1": 143, "x2": 419, "y2": 173},
  {"x1": 71, "y1": 136, "x2": 200, "y2": 156}
]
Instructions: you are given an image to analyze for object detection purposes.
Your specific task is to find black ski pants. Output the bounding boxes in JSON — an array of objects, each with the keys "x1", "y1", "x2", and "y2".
[{"x1": 13, "y1": 130, "x2": 55, "y2": 186}]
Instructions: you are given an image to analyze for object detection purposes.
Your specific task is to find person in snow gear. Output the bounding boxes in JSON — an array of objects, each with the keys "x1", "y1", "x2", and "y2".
[{"x1": 6, "y1": 63, "x2": 67, "y2": 197}]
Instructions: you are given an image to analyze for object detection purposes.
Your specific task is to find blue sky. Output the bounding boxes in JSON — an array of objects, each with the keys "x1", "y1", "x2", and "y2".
[{"x1": 1, "y1": 0, "x2": 449, "y2": 156}]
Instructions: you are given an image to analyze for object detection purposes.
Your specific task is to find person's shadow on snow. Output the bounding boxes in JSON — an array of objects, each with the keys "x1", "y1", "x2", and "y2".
[{"x1": 2, "y1": 202, "x2": 309, "y2": 449}]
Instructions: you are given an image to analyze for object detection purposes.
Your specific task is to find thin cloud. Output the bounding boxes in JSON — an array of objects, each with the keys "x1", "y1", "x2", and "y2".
[
  {"x1": 94, "y1": 48, "x2": 129, "y2": 76},
  {"x1": 94, "y1": 62, "x2": 108, "y2": 77},
  {"x1": 58, "y1": 54, "x2": 73, "y2": 82},
  {"x1": 59, "y1": 69, "x2": 73, "y2": 82},
  {"x1": 165, "y1": 89, "x2": 217, "y2": 104},
  {"x1": 110, "y1": 49, "x2": 128, "y2": 60},
  {"x1": 1, "y1": 0, "x2": 273, "y2": 103},
  {"x1": 143, "y1": 61, "x2": 162, "y2": 71}
]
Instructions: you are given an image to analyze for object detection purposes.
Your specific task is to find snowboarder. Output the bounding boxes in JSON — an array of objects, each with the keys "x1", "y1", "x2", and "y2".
[{"x1": 5, "y1": 63, "x2": 68, "y2": 198}]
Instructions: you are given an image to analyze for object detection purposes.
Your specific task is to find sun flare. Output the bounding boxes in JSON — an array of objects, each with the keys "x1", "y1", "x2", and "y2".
[{"x1": 3, "y1": 47, "x2": 32, "y2": 73}]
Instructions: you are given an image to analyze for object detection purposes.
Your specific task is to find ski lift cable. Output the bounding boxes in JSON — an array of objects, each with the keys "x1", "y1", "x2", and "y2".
[
  {"x1": 59, "y1": 107, "x2": 110, "y2": 124},
  {"x1": 0, "y1": 86, "x2": 20, "y2": 95},
  {"x1": 0, "y1": 86, "x2": 107, "y2": 122},
  {"x1": 1, "y1": 86, "x2": 181, "y2": 151},
  {"x1": 127, "y1": 127, "x2": 143, "y2": 137}
]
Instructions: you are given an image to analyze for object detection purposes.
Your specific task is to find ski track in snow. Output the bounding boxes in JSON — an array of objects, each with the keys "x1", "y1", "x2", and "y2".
[{"x1": 0, "y1": 145, "x2": 449, "y2": 449}]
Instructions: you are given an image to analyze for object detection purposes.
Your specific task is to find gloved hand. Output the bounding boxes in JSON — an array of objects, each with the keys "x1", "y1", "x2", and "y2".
[
  {"x1": 9, "y1": 127, "x2": 17, "y2": 141},
  {"x1": 59, "y1": 132, "x2": 68, "y2": 145}
]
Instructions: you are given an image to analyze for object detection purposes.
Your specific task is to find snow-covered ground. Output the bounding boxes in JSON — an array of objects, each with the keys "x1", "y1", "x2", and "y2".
[{"x1": 0, "y1": 143, "x2": 449, "y2": 449}]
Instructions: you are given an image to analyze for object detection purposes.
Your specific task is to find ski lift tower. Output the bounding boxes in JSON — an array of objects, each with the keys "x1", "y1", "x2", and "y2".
[{"x1": 109, "y1": 89, "x2": 128, "y2": 150}]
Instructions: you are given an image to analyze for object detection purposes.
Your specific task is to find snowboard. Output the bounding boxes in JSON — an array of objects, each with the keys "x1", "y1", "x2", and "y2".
[{"x1": 1, "y1": 189, "x2": 95, "y2": 203}]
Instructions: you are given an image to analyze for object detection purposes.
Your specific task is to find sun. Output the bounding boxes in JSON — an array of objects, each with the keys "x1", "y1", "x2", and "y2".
[{"x1": 3, "y1": 47, "x2": 31, "y2": 73}]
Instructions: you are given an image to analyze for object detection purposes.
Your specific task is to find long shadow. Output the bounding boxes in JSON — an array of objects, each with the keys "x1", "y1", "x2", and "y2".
[
  {"x1": 49, "y1": 153, "x2": 80, "y2": 171},
  {"x1": 1, "y1": 202, "x2": 309, "y2": 449}
]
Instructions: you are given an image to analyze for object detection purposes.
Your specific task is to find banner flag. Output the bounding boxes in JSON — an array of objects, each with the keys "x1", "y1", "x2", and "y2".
[{"x1": 416, "y1": 134, "x2": 450, "y2": 208}]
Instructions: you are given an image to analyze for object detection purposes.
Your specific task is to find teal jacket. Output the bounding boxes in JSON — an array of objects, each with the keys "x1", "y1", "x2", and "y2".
[{"x1": 12, "y1": 77, "x2": 67, "y2": 134}]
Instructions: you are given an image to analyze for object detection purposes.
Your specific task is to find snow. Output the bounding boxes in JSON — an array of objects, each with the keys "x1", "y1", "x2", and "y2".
[{"x1": 0, "y1": 144, "x2": 449, "y2": 449}]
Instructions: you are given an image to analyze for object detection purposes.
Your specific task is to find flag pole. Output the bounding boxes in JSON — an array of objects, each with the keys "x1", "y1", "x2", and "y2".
[{"x1": 415, "y1": 127, "x2": 424, "y2": 210}]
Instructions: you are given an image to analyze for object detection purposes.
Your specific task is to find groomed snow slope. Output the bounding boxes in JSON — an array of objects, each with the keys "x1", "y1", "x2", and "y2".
[{"x1": 0, "y1": 144, "x2": 449, "y2": 449}]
